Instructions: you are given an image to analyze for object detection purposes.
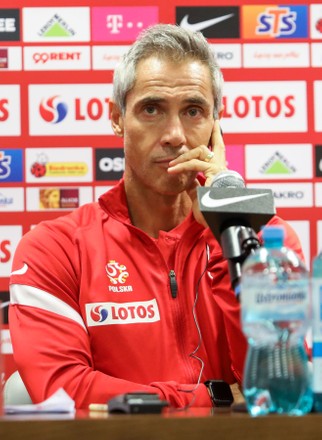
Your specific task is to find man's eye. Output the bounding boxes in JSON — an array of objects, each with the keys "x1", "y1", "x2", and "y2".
[
  {"x1": 144, "y1": 106, "x2": 156, "y2": 114},
  {"x1": 188, "y1": 108, "x2": 201, "y2": 117}
]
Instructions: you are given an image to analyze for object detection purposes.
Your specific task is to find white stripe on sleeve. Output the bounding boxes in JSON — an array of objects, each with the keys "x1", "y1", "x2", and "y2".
[{"x1": 10, "y1": 284, "x2": 87, "y2": 333}]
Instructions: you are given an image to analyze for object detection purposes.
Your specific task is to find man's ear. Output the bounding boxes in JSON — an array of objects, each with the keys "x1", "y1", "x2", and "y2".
[{"x1": 109, "y1": 100, "x2": 124, "y2": 137}]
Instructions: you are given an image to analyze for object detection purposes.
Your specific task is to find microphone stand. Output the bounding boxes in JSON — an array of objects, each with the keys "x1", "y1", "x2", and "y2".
[{"x1": 219, "y1": 223, "x2": 261, "y2": 301}]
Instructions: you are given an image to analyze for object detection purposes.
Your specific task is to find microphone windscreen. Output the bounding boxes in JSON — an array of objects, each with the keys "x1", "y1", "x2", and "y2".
[{"x1": 210, "y1": 170, "x2": 245, "y2": 189}]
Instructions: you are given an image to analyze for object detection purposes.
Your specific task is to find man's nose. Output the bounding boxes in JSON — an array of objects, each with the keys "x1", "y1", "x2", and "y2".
[{"x1": 160, "y1": 115, "x2": 186, "y2": 147}]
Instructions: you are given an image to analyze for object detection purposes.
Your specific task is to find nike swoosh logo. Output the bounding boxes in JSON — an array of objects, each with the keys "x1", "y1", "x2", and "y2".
[
  {"x1": 179, "y1": 13, "x2": 234, "y2": 32},
  {"x1": 201, "y1": 192, "x2": 269, "y2": 208},
  {"x1": 10, "y1": 263, "x2": 28, "y2": 276}
]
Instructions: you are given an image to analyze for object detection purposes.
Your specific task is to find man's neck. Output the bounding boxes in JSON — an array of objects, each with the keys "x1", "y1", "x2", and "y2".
[{"x1": 124, "y1": 179, "x2": 192, "y2": 238}]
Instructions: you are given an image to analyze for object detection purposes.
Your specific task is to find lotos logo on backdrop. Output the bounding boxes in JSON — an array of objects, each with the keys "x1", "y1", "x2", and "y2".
[
  {"x1": 29, "y1": 84, "x2": 114, "y2": 136},
  {"x1": 242, "y1": 5, "x2": 308, "y2": 39},
  {"x1": 39, "y1": 95, "x2": 68, "y2": 124},
  {"x1": 220, "y1": 80, "x2": 307, "y2": 133}
]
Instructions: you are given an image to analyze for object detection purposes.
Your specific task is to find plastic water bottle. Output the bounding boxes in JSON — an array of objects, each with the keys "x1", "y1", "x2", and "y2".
[
  {"x1": 312, "y1": 251, "x2": 322, "y2": 411},
  {"x1": 241, "y1": 225, "x2": 313, "y2": 416}
]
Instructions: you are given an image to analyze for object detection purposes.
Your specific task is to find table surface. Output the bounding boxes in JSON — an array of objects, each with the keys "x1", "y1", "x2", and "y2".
[{"x1": 1, "y1": 407, "x2": 322, "y2": 440}]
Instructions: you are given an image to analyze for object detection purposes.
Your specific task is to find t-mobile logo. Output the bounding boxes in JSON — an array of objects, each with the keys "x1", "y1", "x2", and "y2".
[{"x1": 106, "y1": 15, "x2": 123, "y2": 34}]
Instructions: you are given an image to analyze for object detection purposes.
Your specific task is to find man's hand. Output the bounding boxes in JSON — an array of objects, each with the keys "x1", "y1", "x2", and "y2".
[
  {"x1": 167, "y1": 120, "x2": 226, "y2": 186},
  {"x1": 167, "y1": 120, "x2": 227, "y2": 227}
]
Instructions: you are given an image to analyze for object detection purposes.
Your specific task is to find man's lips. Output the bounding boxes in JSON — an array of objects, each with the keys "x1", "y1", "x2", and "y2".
[{"x1": 154, "y1": 156, "x2": 180, "y2": 164}]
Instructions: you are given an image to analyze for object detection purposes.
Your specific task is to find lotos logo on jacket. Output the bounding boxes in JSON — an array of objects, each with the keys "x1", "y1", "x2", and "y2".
[
  {"x1": 90, "y1": 305, "x2": 108, "y2": 323},
  {"x1": 105, "y1": 260, "x2": 133, "y2": 292},
  {"x1": 85, "y1": 300, "x2": 160, "y2": 327}
]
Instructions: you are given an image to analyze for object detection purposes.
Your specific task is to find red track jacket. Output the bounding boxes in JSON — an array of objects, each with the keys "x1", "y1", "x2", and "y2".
[{"x1": 9, "y1": 179, "x2": 304, "y2": 408}]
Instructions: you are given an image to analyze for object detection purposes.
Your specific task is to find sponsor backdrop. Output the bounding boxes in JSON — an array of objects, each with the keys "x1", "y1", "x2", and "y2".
[{"x1": 0, "y1": 0, "x2": 322, "y2": 379}]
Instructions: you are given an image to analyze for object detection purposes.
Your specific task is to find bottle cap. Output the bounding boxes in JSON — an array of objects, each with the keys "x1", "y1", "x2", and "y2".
[{"x1": 262, "y1": 225, "x2": 285, "y2": 244}]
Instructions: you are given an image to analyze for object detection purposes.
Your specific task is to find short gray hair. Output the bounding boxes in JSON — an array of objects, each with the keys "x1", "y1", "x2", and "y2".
[{"x1": 112, "y1": 24, "x2": 224, "y2": 117}]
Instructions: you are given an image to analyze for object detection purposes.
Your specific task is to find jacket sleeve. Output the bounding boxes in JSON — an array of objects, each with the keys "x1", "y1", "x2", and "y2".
[
  {"x1": 9, "y1": 219, "x2": 211, "y2": 409},
  {"x1": 9, "y1": 293, "x2": 211, "y2": 409},
  {"x1": 265, "y1": 215, "x2": 306, "y2": 262}
]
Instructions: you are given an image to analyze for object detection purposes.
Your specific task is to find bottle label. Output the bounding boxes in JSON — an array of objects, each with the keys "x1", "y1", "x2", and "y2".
[{"x1": 242, "y1": 279, "x2": 309, "y2": 323}]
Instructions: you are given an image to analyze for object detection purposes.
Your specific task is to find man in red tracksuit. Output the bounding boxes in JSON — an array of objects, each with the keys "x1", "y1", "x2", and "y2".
[{"x1": 9, "y1": 24, "x2": 304, "y2": 409}]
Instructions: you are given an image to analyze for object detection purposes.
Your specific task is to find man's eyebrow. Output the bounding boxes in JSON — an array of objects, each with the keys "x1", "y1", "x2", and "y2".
[
  {"x1": 183, "y1": 97, "x2": 209, "y2": 106},
  {"x1": 136, "y1": 96, "x2": 166, "y2": 106},
  {"x1": 135, "y1": 96, "x2": 210, "y2": 106}
]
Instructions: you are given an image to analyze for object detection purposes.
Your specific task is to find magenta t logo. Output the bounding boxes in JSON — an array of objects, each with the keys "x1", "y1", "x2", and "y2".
[{"x1": 91, "y1": 7, "x2": 159, "y2": 42}]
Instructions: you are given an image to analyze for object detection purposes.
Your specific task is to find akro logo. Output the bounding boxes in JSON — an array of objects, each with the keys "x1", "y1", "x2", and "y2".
[
  {"x1": 39, "y1": 95, "x2": 68, "y2": 124},
  {"x1": 90, "y1": 305, "x2": 108, "y2": 323}
]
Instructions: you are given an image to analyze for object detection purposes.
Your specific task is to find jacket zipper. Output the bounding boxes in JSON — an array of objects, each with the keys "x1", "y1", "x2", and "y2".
[{"x1": 169, "y1": 270, "x2": 178, "y2": 299}]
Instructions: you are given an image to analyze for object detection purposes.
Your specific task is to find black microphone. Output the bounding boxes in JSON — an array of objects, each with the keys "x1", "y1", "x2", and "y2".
[{"x1": 198, "y1": 170, "x2": 275, "y2": 298}]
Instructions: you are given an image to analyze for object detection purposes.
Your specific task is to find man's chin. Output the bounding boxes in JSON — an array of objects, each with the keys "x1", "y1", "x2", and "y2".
[{"x1": 159, "y1": 175, "x2": 196, "y2": 196}]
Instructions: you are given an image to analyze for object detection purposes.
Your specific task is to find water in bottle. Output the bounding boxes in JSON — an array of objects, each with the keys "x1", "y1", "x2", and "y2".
[
  {"x1": 241, "y1": 225, "x2": 313, "y2": 416},
  {"x1": 312, "y1": 251, "x2": 322, "y2": 411}
]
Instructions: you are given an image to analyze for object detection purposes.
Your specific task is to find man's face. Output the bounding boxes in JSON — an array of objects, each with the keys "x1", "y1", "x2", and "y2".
[{"x1": 116, "y1": 56, "x2": 216, "y2": 195}]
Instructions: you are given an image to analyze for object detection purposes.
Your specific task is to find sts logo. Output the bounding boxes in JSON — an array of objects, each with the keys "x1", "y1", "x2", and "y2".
[
  {"x1": 242, "y1": 5, "x2": 308, "y2": 39},
  {"x1": 0, "y1": 150, "x2": 23, "y2": 183},
  {"x1": 39, "y1": 96, "x2": 68, "y2": 123},
  {"x1": 90, "y1": 305, "x2": 108, "y2": 323}
]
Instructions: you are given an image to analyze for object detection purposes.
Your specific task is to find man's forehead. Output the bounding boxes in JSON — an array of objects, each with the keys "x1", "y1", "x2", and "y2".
[{"x1": 132, "y1": 59, "x2": 213, "y2": 92}]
